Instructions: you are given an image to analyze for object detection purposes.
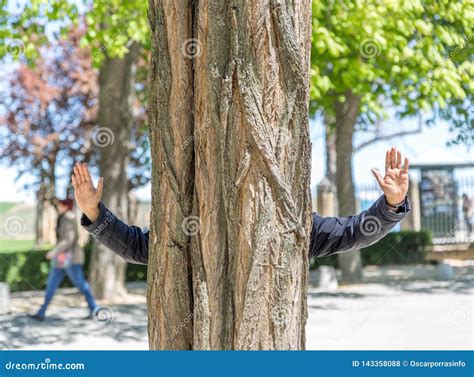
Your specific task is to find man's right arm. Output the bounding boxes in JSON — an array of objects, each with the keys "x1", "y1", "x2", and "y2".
[{"x1": 81, "y1": 203, "x2": 149, "y2": 265}]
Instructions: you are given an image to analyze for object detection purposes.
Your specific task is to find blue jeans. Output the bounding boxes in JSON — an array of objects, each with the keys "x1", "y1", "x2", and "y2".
[{"x1": 37, "y1": 264, "x2": 98, "y2": 318}]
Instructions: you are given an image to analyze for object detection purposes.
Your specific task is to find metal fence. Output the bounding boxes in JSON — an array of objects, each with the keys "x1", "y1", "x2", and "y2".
[
  {"x1": 423, "y1": 173, "x2": 474, "y2": 244},
  {"x1": 357, "y1": 167, "x2": 474, "y2": 245}
]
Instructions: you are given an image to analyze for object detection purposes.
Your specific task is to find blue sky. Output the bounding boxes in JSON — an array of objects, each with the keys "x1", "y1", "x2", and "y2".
[{"x1": 1, "y1": 116, "x2": 472, "y2": 204}]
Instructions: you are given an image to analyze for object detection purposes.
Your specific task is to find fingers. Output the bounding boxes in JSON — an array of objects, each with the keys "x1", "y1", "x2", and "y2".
[
  {"x1": 73, "y1": 162, "x2": 95, "y2": 186},
  {"x1": 396, "y1": 150, "x2": 402, "y2": 170},
  {"x1": 73, "y1": 164, "x2": 83, "y2": 185},
  {"x1": 81, "y1": 163, "x2": 93, "y2": 183},
  {"x1": 391, "y1": 147, "x2": 397, "y2": 169},
  {"x1": 77, "y1": 162, "x2": 87, "y2": 182},
  {"x1": 402, "y1": 157, "x2": 409, "y2": 174},
  {"x1": 371, "y1": 168, "x2": 385, "y2": 188},
  {"x1": 387, "y1": 146, "x2": 406, "y2": 172},
  {"x1": 71, "y1": 174, "x2": 78, "y2": 189}
]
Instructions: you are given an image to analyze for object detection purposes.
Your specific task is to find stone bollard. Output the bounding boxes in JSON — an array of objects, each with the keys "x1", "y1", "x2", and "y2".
[
  {"x1": 436, "y1": 262, "x2": 454, "y2": 281},
  {"x1": 316, "y1": 177, "x2": 336, "y2": 217},
  {"x1": 317, "y1": 266, "x2": 339, "y2": 290},
  {"x1": 0, "y1": 283, "x2": 11, "y2": 315}
]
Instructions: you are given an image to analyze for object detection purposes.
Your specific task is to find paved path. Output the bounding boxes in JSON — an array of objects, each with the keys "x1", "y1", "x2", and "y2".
[{"x1": 1, "y1": 264, "x2": 472, "y2": 350}]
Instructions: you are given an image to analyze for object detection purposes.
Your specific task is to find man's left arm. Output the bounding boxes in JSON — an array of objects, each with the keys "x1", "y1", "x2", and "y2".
[{"x1": 309, "y1": 195, "x2": 410, "y2": 258}]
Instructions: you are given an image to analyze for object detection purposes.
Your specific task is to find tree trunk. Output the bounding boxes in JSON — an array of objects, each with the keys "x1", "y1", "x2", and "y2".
[
  {"x1": 35, "y1": 168, "x2": 56, "y2": 246},
  {"x1": 324, "y1": 114, "x2": 337, "y2": 187},
  {"x1": 89, "y1": 42, "x2": 140, "y2": 301},
  {"x1": 335, "y1": 90, "x2": 362, "y2": 284},
  {"x1": 147, "y1": 0, "x2": 312, "y2": 350},
  {"x1": 35, "y1": 189, "x2": 44, "y2": 246}
]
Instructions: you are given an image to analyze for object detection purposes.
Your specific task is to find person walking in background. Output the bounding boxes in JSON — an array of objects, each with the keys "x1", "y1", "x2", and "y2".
[
  {"x1": 462, "y1": 193, "x2": 473, "y2": 236},
  {"x1": 29, "y1": 198, "x2": 99, "y2": 321}
]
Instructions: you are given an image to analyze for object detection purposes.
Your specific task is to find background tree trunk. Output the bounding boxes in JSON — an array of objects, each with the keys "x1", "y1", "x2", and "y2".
[
  {"x1": 335, "y1": 90, "x2": 363, "y2": 284},
  {"x1": 89, "y1": 42, "x2": 140, "y2": 301},
  {"x1": 35, "y1": 168, "x2": 56, "y2": 246},
  {"x1": 147, "y1": 0, "x2": 312, "y2": 350},
  {"x1": 324, "y1": 114, "x2": 337, "y2": 187},
  {"x1": 35, "y1": 189, "x2": 45, "y2": 246}
]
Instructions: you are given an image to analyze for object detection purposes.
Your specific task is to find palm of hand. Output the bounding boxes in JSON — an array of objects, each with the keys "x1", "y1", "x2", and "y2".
[
  {"x1": 72, "y1": 162, "x2": 103, "y2": 211},
  {"x1": 75, "y1": 181, "x2": 98, "y2": 208},
  {"x1": 381, "y1": 167, "x2": 409, "y2": 198},
  {"x1": 372, "y1": 147, "x2": 409, "y2": 205}
]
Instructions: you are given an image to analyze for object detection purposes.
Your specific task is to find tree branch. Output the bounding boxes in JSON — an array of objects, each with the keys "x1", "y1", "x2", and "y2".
[{"x1": 354, "y1": 122, "x2": 422, "y2": 151}]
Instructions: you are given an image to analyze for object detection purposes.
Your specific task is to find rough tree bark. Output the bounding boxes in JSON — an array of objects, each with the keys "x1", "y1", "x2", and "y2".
[
  {"x1": 89, "y1": 42, "x2": 140, "y2": 301},
  {"x1": 335, "y1": 90, "x2": 363, "y2": 284},
  {"x1": 147, "y1": 0, "x2": 312, "y2": 350}
]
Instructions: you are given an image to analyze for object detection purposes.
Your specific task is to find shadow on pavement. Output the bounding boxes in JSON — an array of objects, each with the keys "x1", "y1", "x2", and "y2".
[{"x1": 394, "y1": 278, "x2": 474, "y2": 295}]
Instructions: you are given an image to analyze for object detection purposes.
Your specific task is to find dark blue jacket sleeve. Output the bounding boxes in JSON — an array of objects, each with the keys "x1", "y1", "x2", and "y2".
[
  {"x1": 82, "y1": 195, "x2": 409, "y2": 264},
  {"x1": 81, "y1": 203, "x2": 149, "y2": 265},
  {"x1": 309, "y1": 195, "x2": 410, "y2": 258}
]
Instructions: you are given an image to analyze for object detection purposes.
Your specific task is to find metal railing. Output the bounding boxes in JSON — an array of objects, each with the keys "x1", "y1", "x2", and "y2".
[{"x1": 356, "y1": 171, "x2": 474, "y2": 244}]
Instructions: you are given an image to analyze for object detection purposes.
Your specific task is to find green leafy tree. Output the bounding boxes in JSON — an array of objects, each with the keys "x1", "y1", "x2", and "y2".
[
  {"x1": 1, "y1": 0, "x2": 150, "y2": 300},
  {"x1": 310, "y1": 0, "x2": 473, "y2": 282}
]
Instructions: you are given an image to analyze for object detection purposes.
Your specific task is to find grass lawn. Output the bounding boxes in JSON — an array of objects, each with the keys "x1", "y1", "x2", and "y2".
[
  {"x1": 0, "y1": 239, "x2": 51, "y2": 253},
  {"x1": 0, "y1": 202, "x2": 17, "y2": 214}
]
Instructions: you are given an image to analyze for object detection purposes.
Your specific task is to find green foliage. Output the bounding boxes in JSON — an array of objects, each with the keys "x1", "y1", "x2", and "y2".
[
  {"x1": 81, "y1": 0, "x2": 149, "y2": 67},
  {"x1": 310, "y1": 0, "x2": 473, "y2": 143},
  {"x1": 0, "y1": 243, "x2": 147, "y2": 292},
  {"x1": 362, "y1": 230, "x2": 433, "y2": 265},
  {"x1": 0, "y1": 0, "x2": 79, "y2": 62},
  {"x1": 0, "y1": 249, "x2": 51, "y2": 291},
  {"x1": 310, "y1": 230, "x2": 433, "y2": 269},
  {"x1": 0, "y1": 0, "x2": 149, "y2": 67}
]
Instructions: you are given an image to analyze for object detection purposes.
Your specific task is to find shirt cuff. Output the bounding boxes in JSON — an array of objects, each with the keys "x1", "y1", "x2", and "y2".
[
  {"x1": 376, "y1": 195, "x2": 411, "y2": 222},
  {"x1": 80, "y1": 203, "x2": 111, "y2": 236}
]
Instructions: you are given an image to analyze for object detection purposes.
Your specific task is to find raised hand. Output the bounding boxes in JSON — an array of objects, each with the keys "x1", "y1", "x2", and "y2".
[
  {"x1": 371, "y1": 147, "x2": 409, "y2": 207},
  {"x1": 71, "y1": 162, "x2": 104, "y2": 222}
]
